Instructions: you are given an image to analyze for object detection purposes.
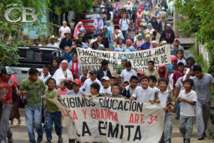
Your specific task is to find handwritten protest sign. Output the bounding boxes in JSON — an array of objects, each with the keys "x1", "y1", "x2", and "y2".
[
  {"x1": 76, "y1": 45, "x2": 170, "y2": 71},
  {"x1": 55, "y1": 96, "x2": 165, "y2": 143}
]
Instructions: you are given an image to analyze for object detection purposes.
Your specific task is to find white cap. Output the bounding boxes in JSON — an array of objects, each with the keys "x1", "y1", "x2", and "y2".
[
  {"x1": 61, "y1": 60, "x2": 68, "y2": 64},
  {"x1": 102, "y1": 76, "x2": 110, "y2": 81}
]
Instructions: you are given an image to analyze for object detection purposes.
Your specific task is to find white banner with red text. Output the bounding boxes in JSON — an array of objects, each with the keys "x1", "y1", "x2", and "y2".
[{"x1": 55, "y1": 96, "x2": 165, "y2": 143}]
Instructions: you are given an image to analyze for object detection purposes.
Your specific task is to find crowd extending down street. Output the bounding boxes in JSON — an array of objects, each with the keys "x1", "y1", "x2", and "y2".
[{"x1": 0, "y1": 0, "x2": 214, "y2": 143}]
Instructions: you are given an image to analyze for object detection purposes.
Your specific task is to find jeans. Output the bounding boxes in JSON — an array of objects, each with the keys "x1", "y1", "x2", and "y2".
[
  {"x1": 196, "y1": 101, "x2": 210, "y2": 138},
  {"x1": 25, "y1": 106, "x2": 43, "y2": 143},
  {"x1": 160, "y1": 112, "x2": 173, "y2": 143},
  {"x1": 163, "y1": 113, "x2": 173, "y2": 143},
  {"x1": 45, "y1": 111, "x2": 62, "y2": 141},
  {"x1": 122, "y1": 30, "x2": 127, "y2": 40},
  {"x1": 175, "y1": 102, "x2": 180, "y2": 119},
  {"x1": 180, "y1": 116, "x2": 194, "y2": 140},
  {"x1": 0, "y1": 104, "x2": 12, "y2": 142}
]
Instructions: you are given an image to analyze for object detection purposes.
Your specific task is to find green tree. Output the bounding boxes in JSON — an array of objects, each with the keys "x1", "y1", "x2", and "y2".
[
  {"x1": 176, "y1": 0, "x2": 214, "y2": 74},
  {"x1": 0, "y1": 0, "x2": 93, "y2": 65}
]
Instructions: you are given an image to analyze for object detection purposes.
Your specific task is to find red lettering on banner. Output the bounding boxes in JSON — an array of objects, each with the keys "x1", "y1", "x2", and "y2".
[
  {"x1": 70, "y1": 110, "x2": 78, "y2": 121},
  {"x1": 81, "y1": 109, "x2": 87, "y2": 119},
  {"x1": 147, "y1": 115, "x2": 158, "y2": 125},
  {"x1": 90, "y1": 109, "x2": 118, "y2": 122},
  {"x1": 128, "y1": 113, "x2": 144, "y2": 124}
]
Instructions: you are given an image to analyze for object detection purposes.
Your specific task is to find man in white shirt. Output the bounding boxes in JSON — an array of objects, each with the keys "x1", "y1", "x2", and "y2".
[
  {"x1": 39, "y1": 65, "x2": 51, "y2": 84},
  {"x1": 120, "y1": 61, "x2": 137, "y2": 82},
  {"x1": 67, "y1": 79, "x2": 82, "y2": 96},
  {"x1": 123, "y1": 76, "x2": 142, "y2": 98},
  {"x1": 100, "y1": 76, "x2": 112, "y2": 96},
  {"x1": 131, "y1": 76, "x2": 154, "y2": 103},
  {"x1": 119, "y1": 14, "x2": 130, "y2": 39},
  {"x1": 80, "y1": 71, "x2": 102, "y2": 96},
  {"x1": 59, "y1": 21, "x2": 71, "y2": 40}
]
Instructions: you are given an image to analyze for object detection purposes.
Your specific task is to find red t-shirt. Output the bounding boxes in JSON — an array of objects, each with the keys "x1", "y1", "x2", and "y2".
[{"x1": 0, "y1": 75, "x2": 16, "y2": 104}]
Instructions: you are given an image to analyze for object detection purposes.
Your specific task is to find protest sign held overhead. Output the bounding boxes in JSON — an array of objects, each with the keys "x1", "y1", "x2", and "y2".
[
  {"x1": 53, "y1": 96, "x2": 165, "y2": 143},
  {"x1": 76, "y1": 45, "x2": 171, "y2": 71}
]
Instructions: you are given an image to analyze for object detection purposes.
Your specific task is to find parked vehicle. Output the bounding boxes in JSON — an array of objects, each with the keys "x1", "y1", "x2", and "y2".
[{"x1": 8, "y1": 46, "x2": 61, "y2": 82}]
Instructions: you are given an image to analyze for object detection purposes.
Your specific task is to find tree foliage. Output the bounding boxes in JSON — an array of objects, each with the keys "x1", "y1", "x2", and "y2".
[
  {"x1": 176, "y1": 0, "x2": 214, "y2": 74},
  {"x1": 0, "y1": 0, "x2": 93, "y2": 65},
  {"x1": 48, "y1": 0, "x2": 93, "y2": 16}
]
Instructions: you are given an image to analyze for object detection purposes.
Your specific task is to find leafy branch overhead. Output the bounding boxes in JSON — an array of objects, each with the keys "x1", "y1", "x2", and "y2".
[
  {"x1": 176, "y1": 0, "x2": 214, "y2": 75},
  {"x1": 0, "y1": 0, "x2": 93, "y2": 65}
]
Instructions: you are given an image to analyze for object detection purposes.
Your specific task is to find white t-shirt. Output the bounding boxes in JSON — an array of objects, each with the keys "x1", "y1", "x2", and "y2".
[
  {"x1": 67, "y1": 90, "x2": 82, "y2": 96},
  {"x1": 150, "y1": 86, "x2": 160, "y2": 101},
  {"x1": 59, "y1": 26, "x2": 71, "y2": 39},
  {"x1": 133, "y1": 87, "x2": 154, "y2": 103},
  {"x1": 120, "y1": 69, "x2": 137, "y2": 82},
  {"x1": 157, "y1": 90, "x2": 171, "y2": 108},
  {"x1": 39, "y1": 73, "x2": 51, "y2": 84},
  {"x1": 80, "y1": 78, "x2": 102, "y2": 96},
  {"x1": 126, "y1": 85, "x2": 142, "y2": 97},
  {"x1": 178, "y1": 90, "x2": 197, "y2": 117},
  {"x1": 100, "y1": 86, "x2": 112, "y2": 95},
  {"x1": 119, "y1": 19, "x2": 129, "y2": 31}
]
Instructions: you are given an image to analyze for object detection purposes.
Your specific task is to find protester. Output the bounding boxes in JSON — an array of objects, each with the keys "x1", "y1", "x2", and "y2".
[
  {"x1": 100, "y1": 76, "x2": 112, "y2": 96},
  {"x1": 186, "y1": 57, "x2": 195, "y2": 68},
  {"x1": 160, "y1": 24, "x2": 175, "y2": 44},
  {"x1": 144, "y1": 60, "x2": 158, "y2": 79},
  {"x1": 171, "y1": 38, "x2": 184, "y2": 55},
  {"x1": 122, "y1": 76, "x2": 142, "y2": 98},
  {"x1": 131, "y1": 76, "x2": 154, "y2": 103},
  {"x1": 123, "y1": 39, "x2": 136, "y2": 52},
  {"x1": 47, "y1": 35, "x2": 59, "y2": 48},
  {"x1": 39, "y1": 65, "x2": 51, "y2": 84},
  {"x1": 119, "y1": 13, "x2": 130, "y2": 39},
  {"x1": 52, "y1": 60, "x2": 73, "y2": 86},
  {"x1": 173, "y1": 62, "x2": 185, "y2": 87},
  {"x1": 192, "y1": 65, "x2": 214, "y2": 140},
  {"x1": 111, "y1": 84, "x2": 122, "y2": 97},
  {"x1": 158, "y1": 64, "x2": 168, "y2": 79},
  {"x1": 120, "y1": 61, "x2": 137, "y2": 82},
  {"x1": 59, "y1": 21, "x2": 71, "y2": 40},
  {"x1": 140, "y1": 34, "x2": 151, "y2": 50},
  {"x1": 69, "y1": 54, "x2": 81, "y2": 79},
  {"x1": 177, "y1": 79, "x2": 197, "y2": 143},
  {"x1": 176, "y1": 49, "x2": 186, "y2": 65},
  {"x1": 73, "y1": 21, "x2": 86, "y2": 40},
  {"x1": 97, "y1": 60, "x2": 112, "y2": 80},
  {"x1": 148, "y1": 75, "x2": 159, "y2": 102},
  {"x1": 49, "y1": 58, "x2": 59, "y2": 76},
  {"x1": 154, "y1": 78, "x2": 174, "y2": 143},
  {"x1": 80, "y1": 71, "x2": 102, "y2": 96},
  {"x1": 9, "y1": 73, "x2": 20, "y2": 126},
  {"x1": 44, "y1": 78, "x2": 63, "y2": 143},
  {"x1": 67, "y1": 79, "x2": 82, "y2": 96},
  {"x1": 57, "y1": 80, "x2": 69, "y2": 96},
  {"x1": 0, "y1": 68, "x2": 14, "y2": 143},
  {"x1": 134, "y1": 34, "x2": 144, "y2": 49},
  {"x1": 20, "y1": 68, "x2": 45, "y2": 143},
  {"x1": 90, "y1": 82, "x2": 101, "y2": 97},
  {"x1": 59, "y1": 30, "x2": 72, "y2": 50}
]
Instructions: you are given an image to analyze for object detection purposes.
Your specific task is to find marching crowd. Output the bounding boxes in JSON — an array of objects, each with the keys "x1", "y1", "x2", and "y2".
[{"x1": 0, "y1": 0, "x2": 214, "y2": 143}]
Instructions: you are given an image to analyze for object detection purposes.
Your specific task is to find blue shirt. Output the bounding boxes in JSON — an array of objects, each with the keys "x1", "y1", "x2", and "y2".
[{"x1": 140, "y1": 42, "x2": 150, "y2": 50}]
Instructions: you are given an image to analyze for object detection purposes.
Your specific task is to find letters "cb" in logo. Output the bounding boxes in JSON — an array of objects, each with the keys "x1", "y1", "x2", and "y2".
[{"x1": 4, "y1": 6, "x2": 37, "y2": 23}]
